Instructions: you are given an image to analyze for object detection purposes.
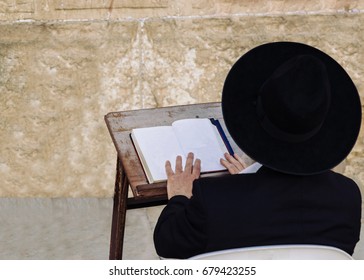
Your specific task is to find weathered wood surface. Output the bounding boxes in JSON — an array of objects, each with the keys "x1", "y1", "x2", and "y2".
[{"x1": 109, "y1": 158, "x2": 129, "y2": 260}]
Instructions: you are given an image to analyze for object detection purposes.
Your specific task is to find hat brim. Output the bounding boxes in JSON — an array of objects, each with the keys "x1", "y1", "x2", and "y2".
[{"x1": 222, "y1": 41, "x2": 362, "y2": 175}]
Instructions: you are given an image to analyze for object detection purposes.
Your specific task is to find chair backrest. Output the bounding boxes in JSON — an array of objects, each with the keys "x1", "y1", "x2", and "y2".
[{"x1": 189, "y1": 244, "x2": 353, "y2": 260}]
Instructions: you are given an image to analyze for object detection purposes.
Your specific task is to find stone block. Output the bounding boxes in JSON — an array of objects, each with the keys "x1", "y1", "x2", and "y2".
[
  {"x1": 143, "y1": 14, "x2": 364, "y2": 105},
  {"x1": 1, "y1": 1, "x2": 364, "y2": 21},
  {"x1": 0, "y1": 21, "x2": 139, "y2": 197},
  {"x1": 55, "y1": 0, "x2": 169, "y2": 10},
  {"x1": 0, "y1": 0, "x2": 34, "y2": 13}
]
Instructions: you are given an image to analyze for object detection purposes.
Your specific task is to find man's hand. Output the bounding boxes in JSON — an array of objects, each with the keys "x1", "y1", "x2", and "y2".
[
  {"x1": 165, "y1": 152, "x2": 201, "y2": 200},
  {"x1": 220, "y1": 153, "x2": 246, "y2": 174}
]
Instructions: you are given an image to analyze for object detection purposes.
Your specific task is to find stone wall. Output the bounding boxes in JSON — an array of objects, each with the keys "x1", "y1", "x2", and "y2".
[
  {"x1": 1, "y1": 0, "x2": 363, "y2": 197},
  {"x1": 0, "y1": 1, "x2": 363, "y2": 20}
]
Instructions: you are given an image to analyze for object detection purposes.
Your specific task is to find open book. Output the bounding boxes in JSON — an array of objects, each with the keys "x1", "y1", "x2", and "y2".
[{"x1": 131, "y1": 118, "x2": 233, "y2": 183}]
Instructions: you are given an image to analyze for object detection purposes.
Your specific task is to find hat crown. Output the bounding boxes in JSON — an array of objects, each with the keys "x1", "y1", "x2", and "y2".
[
  {"x1": 258, "y1": 55, "x2": 331, "y2": 142},
  {"x1": 222, "y1": 41, "x2": 361, "y2": 175}
]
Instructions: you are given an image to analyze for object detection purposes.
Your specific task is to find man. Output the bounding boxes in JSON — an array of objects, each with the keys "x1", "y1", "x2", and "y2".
[{"x1": 153, "y1": 42, "x2": 362, "y2": 259}]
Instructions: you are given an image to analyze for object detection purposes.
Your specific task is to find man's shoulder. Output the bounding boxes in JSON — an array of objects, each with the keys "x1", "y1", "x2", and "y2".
[
  {"x1": 195, "y1": 168, "x2": 360, "y2": 191},
  {"x1": 325, "y1": 170, "x2": 361, "y2": 193},
  {"x1": 327, "y1": 170, "x2": 357, "y2": 183}
]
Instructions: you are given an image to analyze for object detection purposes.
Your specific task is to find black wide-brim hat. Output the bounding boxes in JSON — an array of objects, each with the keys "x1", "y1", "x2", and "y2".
[{"x1": 222, "y1": 41, "x2": 362, "y2": 175}]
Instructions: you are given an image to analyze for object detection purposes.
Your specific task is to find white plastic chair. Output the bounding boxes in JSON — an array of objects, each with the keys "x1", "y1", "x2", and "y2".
[{"x1": 189, "y1": 244, "x2": 353, "y2": 260}]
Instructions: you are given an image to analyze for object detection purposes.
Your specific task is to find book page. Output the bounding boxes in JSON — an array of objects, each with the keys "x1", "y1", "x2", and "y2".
[
  {"x1": 172, "y1": 118, "x2": 228, "y2": 172},
  {"x1": 131, "y1": 126, "x2": 184, "y2": 182}
]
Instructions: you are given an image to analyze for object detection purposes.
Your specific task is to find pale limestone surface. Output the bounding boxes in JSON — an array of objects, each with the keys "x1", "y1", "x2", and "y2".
[
  {"x1": 0, "y1": 1, "x2": 363, "y2": 199},
  {"x1": 1, "y1": 0, "x2": 364, "y2": 21},
  {"x1": 0, "y1": 198, "x2": 112, "y2": 259},
  {"x1": 0, "y1": 21, "x2": 140, "y2": 197},
  {"x1": 0, "y1": 198, "x2": 363, "y2": 260},
  {"x1": 1, "y1": 13, "x2": 363, "y2": 197}
]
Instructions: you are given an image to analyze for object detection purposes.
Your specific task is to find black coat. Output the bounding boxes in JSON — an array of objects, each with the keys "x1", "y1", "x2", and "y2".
[{"x1": 153, "y1": 167, "x2": 361, "y2": 259}]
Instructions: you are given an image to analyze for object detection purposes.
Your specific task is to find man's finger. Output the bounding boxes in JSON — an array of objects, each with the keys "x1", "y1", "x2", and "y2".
[
  {"x1": 220, "y1": 158, "x2": 239, "y2": 174},
  {"x1": 225, "y1": 153, "x2": 244, "y2": 169},
  {"x1": 192, "y1": 158, "x2": 201, "y2": 179},
  {"x1": 234, "y1": 153, "x2": 247, "y2": 169},
  {"x1": 185, "y1": 152, "x2": 194, "y2": 172},
  {"x1": 165, "y1": 160, "x2": 174, "y2": 177},
  {"x1": 175, "y1": 155, "x2": 183, "y2": 173}
]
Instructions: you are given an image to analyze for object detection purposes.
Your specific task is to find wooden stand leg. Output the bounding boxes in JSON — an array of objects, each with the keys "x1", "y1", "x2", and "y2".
[{"x1": 109, "y1": 158, "x2": 129, "y2": 260}]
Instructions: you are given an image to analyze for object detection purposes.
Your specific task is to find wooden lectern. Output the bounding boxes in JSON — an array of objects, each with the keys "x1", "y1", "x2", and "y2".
[{"x1": 104, "y1": 102, "x2": 239, "y2": 259}]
